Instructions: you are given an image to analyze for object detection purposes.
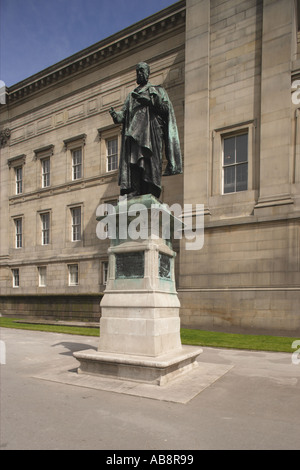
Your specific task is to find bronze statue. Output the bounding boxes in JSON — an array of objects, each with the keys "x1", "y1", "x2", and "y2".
[{"x1": 109, "y1": 62, "x2": 182, "y2": 199}]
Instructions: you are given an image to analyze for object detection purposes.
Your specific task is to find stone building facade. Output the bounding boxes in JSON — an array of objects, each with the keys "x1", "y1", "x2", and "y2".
[{"x1": 0, "y1": 0, "x2": 300, "y2": 334}]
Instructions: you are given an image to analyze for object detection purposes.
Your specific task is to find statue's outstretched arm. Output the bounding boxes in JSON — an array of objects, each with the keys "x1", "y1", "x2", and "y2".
[{"x1": 109, "y1": 106, "x2": 125, "y2": 124}]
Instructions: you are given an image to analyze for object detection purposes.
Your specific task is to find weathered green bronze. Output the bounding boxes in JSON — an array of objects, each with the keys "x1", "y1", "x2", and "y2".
[
  {"x1": 158, "y1": 252, "x2": 172, "y2": 280},
  {"x1": 109, "y1": 62, "x2": 182, "y2": 199},
  {"x1": 115, "y1": 252, "x2": 144, "y2": 279}
]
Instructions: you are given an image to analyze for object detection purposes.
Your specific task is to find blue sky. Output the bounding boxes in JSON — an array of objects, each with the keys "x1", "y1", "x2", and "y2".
[{"x1": 0, "y1": 0, "x2": 177, "y2": 87}]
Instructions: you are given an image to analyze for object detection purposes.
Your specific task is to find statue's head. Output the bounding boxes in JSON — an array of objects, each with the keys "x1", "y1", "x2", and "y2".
[{"x1": 136, "y1": 62, "x2": 150, "y2": 85}]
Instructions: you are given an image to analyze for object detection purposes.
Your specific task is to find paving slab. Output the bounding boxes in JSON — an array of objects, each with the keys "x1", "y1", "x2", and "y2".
[
  {"x1": 1, "y1": 327, "x2": 300, "y2": 450},
  {"x1": 33, "y1": 355, "x2": 233, "y2": 404}
]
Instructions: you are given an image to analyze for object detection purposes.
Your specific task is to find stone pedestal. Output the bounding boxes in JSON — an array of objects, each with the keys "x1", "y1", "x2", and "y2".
[{"x1": 74, "y1": 195, "x2": 202, "y2": 386}]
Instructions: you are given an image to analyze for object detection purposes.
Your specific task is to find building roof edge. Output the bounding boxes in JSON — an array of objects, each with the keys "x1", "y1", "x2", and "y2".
[{"x1": 7, "y1": 0, "x2": 186, "y2": 99}]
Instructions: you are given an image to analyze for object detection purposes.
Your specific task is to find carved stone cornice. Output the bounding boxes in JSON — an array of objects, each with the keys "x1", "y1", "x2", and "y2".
[
  {"x1": 97, "y1": 124, "x2": 122, "y2": 140},
  {"x1": 63, "y1": 133, "x2": 87, "y2": 149},
  {"x1": 7, "y1": 154, "x2": 26, "y2": 168},
  {"x1": 33, "y1": 144, "x2": 54, "y2": 159},
  {"x1": 5, "y1": 1, "x2": 186, "y2": 105}
]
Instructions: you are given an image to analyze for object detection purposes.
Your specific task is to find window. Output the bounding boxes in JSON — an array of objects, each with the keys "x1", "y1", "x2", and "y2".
[
  {"x1": 102, "y1": 261, "x2": 109, "y2": 285},
  {"x1": 38, "y1": 266, "x2": 46, "y2": 287},
  {"x1": 7, "y1": 154, "x2": 26, "y2": 196},
  {"x1": 41, "y1": 213, "x2": 50, "y2": 245},
  {"x1": 71, "y1": 207, "x2": 81, "y2": 241},
  {"x1": 211, "y1": 121, "x2": 254, "y2": 198},
  {"x1": 106, "y1": 138, "x2": 118, "y2": 172},
  {"x1": 68, "y1": 264, "x2": 79, "y2": 286},
  {"x1": 34, "y1": 145, "x2": 54, "y2": 188},
  {"x1": 15, "y1": 218, "x2": 22, "y2": 248},
  {"x1": 15, "y1": 166, "x2": 23, "y2": 194},
  {"x1": 63, "y1": 134, "x2": 86, "y2": 181},
  {"x1": 72, "y1": 148, "x2": 82, "y2": 180},
  {"x1": 12, "y1": 268, "x2": 19, "y2": 288},
  {"x1": 98, "y1": 126, "x2": 121, "y2": 174},
  {"x1": 41, "y1": 158, "x2": 50, "y2": 188},
  {"x1": 223, "y1": 133, "x2": 248, "y2": 194}
]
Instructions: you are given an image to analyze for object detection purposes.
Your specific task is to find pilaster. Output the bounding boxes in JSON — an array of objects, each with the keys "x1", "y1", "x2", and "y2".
[
  {"x1": 255, "y1": 0, "x2": 295, "y2": 214},
  {"x1": 184, "y1": 0, "x2": 210, "y2": 208}
]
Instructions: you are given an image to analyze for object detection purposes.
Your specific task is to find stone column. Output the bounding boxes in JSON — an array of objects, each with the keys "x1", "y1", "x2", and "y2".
[{"x1": 184, "y1": 0, "x2": 210, "y2": 208}]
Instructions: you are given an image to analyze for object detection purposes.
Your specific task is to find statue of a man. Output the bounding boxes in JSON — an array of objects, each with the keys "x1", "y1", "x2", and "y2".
[{"x1": 109, "y1": 62, "x2": 182, "y2": 199}]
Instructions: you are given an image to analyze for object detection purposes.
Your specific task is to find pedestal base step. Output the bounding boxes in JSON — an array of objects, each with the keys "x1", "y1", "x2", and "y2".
[{"x1": 73, "y1": 346, "x2": 203, "y2": 386}]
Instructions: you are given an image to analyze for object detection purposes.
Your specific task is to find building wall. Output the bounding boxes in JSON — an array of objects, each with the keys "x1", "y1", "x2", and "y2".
[
  {"x1": 179, "y1": 0, "x2": 300, "y2": 334},
  {"x1": 1, "y1": 0, "x2": 300, "y2": 333},
  {"x1": 179, "y1": 219, "x2": 300, "y2": 332},
  {"x1": 0, "y1": 2, "x2": 186, "y2": 320},
  {"x1": 0, "y1": 294, "x2": 102, "y2": 321}
]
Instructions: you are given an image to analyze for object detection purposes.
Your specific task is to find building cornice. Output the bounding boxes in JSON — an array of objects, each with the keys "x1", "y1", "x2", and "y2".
[
  {"x1": 8, "y1": 171, "x2": 118, "y2": 205},
  {"x1": 7, "y1": 154, "x2": 26, "y2": 168},
  {"x1": 33, "y1": 144, "x2": 54, "y2": 158},
  {"x1": 6, "y1": 1, "x2": 186, "y2": 105}
]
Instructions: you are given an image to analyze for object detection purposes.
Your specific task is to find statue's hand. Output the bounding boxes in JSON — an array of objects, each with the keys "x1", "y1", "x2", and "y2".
[{"x1": 109, "y1": 107, "x2": 118, "y2": 122}]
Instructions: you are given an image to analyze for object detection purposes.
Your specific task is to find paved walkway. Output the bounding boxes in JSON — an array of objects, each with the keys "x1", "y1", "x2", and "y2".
[{"x1": 0, "y1": 327, "x2": 299, "y2": 450}]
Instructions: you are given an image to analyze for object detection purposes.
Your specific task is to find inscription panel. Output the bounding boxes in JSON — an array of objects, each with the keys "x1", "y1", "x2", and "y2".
[{"x1": 115, "y1": 252, "x2": 144, "y2": 279}]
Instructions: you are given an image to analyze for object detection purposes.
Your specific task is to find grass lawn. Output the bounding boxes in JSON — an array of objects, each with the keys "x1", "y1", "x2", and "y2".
[
  {"x1": 0, "y1": 317, "x2": 99, "y2": 337},
  {"x1": 180, "y1": 328, "x2": 297, "y2": 353},
  {"x1": 0, "y1": 316, "x2": 298, "y2": 353}
]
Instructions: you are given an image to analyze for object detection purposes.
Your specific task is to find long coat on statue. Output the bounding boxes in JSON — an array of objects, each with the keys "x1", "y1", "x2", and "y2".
[{"x1": 112, "y1": 82, "x2": 182, "y2": 198}]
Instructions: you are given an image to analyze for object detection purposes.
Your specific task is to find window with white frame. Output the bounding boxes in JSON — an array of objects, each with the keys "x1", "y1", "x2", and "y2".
[
  {"x1": 15, "y1": 218, "x2": 22, "y2": 248},
  {"x1": 68, "y1": 264, "x2": 79, "y2": 286},
  {"x1": 106, "y1": 138, "x2": 118, "y2": 172},
  {"x1": 40, "y1": 212, "x2": 50, "y2": 245},
  {"x1": 102, "y1": 261, "x2": 109, "y2": 285},
  {"x1": 223, "y1": 133, "x2": 248, "y2": 194},
  {"x1": 12, "y1": 268, "x2": 19, "y2": 287},
  {"x1": 41, "y1": 157, "x2": 50, "y2": 188},
  {"x1": 38, "y1": 266, "x2": 47, "y2": 287},
  {"x1": 72, "y1": 148, "x2": 82, "y2": 180},
  {"x1": 71, "y1": 207, "x2": 81, "y2": 241},
  {"x1": 15, "y1": 166, "x2": 23, "y2": 194},
  {"x1": 7, "y1": 154, "x2": 26, "y2": 196},
  {"x1": 63, "y1": 134, "x2": 86, "y2": 182},
  {"x1": 34, "y1": 145, "x2": 54, "y2": 189}
]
